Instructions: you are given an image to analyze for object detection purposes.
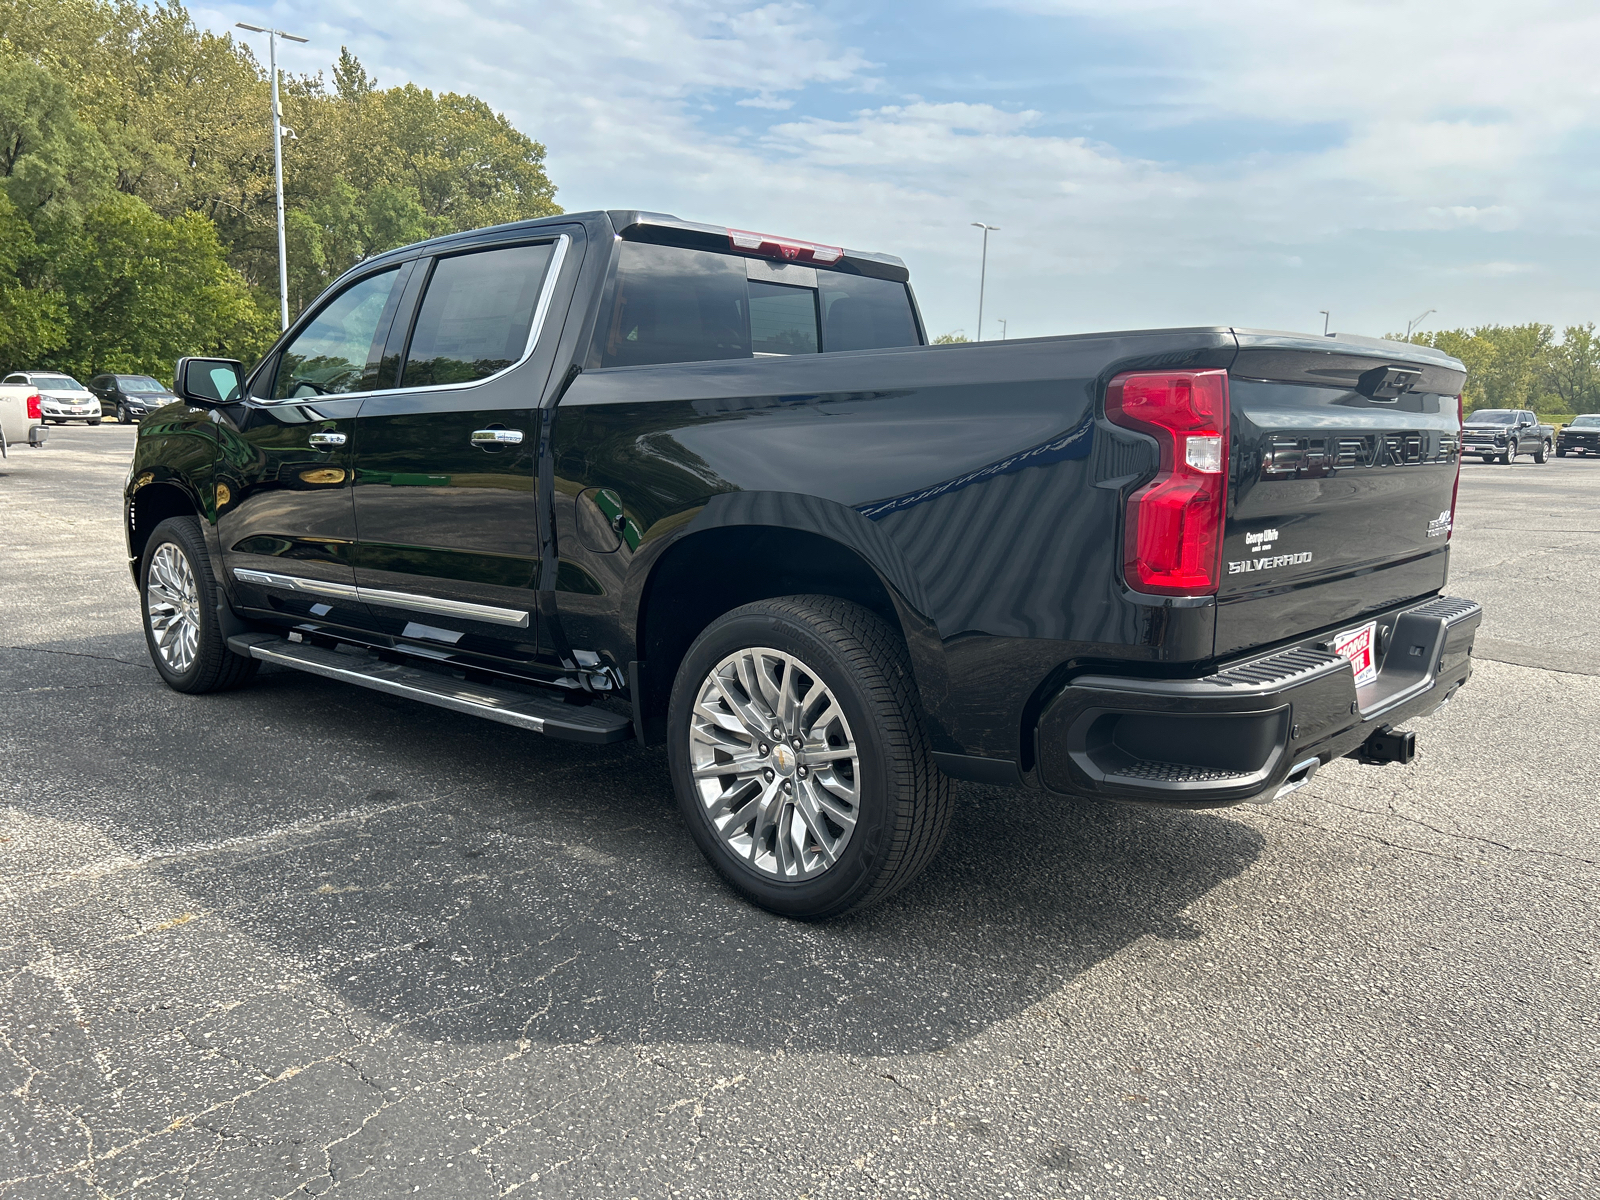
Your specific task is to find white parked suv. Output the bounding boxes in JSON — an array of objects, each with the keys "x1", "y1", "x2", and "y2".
[
  {"x1": 0, "y1": 375, "x2": 52, "y2": 456},
  {"x1": 0, "y1": 371, "x2": 102, "y2": 427}
]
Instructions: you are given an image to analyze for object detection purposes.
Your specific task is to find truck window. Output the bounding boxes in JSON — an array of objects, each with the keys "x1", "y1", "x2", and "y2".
[
  {"x1": 819, "y1": 274, "x2": 921, "y2": 352},
  {"x1": 749, "y1": 281, "x2": 819, "y2": 356},
  {"x1": 601, "y1": 242, "x2": 751, "y2": 368},
  {"x1": 274, "y1": 268, "x2": 400, "y2": 399},
  {"x1": 401, "y1": 242, "x2": 556, "y2": 387}
]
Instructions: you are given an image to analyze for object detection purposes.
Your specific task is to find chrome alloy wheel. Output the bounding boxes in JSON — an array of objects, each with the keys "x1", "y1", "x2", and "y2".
[
  {"x1": 146, "y1": 542, "x2": 201, "y2": 674},
  {"x1": 689, "y1": 647, "x2": 860, "y2": 880}
]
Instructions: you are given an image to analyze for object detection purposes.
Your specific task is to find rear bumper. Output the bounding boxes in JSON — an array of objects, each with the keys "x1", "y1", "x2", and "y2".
[{"x1": 1035, "y1": 594, "x2": 1481, "y2": 807}]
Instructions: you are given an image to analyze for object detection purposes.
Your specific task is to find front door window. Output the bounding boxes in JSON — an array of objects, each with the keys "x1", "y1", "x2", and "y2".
[{"x1": 274, "y1": 269, "x2": 400, "y2": 399}]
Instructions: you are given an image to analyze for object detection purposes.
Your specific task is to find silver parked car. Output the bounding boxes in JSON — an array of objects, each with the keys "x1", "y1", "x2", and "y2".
[{"x1": 0, "y1": 371, "x2": 103, "y2": 425}]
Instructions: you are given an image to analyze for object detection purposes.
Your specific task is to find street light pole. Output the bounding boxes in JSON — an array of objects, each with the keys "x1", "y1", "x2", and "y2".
[
  {"x1": 1406, "y1": 308, "x2": 1436, "y2": 338},
  {"x1": 1319, "y1": 310, "x2": 1331, "y2": 337},
  {"x1": 997, "y1": 318, "x2": 1007, "y2": 341},
  {"x1": 236, "y1": 22, "x2": 308, "y2": 332},
  {"x1": 971, "y1": 222, "x2": 999, "y2": 341}
]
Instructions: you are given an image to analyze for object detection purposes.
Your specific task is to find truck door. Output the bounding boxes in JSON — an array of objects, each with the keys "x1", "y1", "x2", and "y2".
[
  {"x1": 217, "y1": 264, "x2": 410, "y2": 630},
  {"x1": 349, "y1": 231, "x2": 577, "y2": 669}
]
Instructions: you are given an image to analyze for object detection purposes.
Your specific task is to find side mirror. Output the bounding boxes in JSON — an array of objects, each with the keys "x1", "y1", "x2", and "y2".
[{"x1": 174, "y1": 357, "x2": 244, "y2": 405}]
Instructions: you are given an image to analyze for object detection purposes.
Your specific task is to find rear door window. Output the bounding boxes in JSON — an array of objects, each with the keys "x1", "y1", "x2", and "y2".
[{"x1": 400, "y1": 242, "x2": 557, "y2": 387}]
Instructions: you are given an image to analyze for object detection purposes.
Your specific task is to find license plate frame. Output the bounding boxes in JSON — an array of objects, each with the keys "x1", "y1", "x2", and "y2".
[{"x1": 1332, "y1": 620, "x2": 1379, "y2": 688}]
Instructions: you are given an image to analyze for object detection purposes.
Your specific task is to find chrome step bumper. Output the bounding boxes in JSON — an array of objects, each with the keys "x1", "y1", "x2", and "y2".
[{"x1": 226, "y1": 633, "x2": 633, "y2": 745}]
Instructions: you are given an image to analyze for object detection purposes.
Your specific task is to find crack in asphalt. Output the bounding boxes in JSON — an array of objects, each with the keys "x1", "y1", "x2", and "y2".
[{"x1": 0, "y1": 646, "x2": 149, "y2": 669}]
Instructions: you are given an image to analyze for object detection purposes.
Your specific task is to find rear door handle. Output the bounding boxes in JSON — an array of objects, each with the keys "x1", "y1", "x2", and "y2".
[
  {"x1": 308, "y1": 432, "x2": 346, "y2": 447},
  {"x1": 471, "y1": 429, "x2": 523, "y2": 445}
]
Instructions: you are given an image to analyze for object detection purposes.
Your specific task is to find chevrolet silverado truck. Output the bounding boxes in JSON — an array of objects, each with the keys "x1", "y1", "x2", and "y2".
[
  {"x1": 124, "y1": 209, "x2": 1482, "y2": 918},
  {"x1": 1461, "y1": 408, "x2": 1546, "y2": 463},
  {"x1": 1557, "y1": 414, "x2": 1600, "y2": 456}
]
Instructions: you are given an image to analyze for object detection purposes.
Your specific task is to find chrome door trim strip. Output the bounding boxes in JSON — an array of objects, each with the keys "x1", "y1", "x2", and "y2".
[
  {"x1": 232, "y1": 568, "x2": 361, "y2": 600},
  {"x1": 358, "y1": 587, "x2": 530, "y2": 628},
  {"x1": 232, "y1": 568, "x2": 530, "y2": 628}
]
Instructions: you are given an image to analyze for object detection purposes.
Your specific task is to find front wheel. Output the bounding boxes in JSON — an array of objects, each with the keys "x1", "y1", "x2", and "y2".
[
  {"x1": 141, "y1": 516, "x2": 259, "y2": 694},
  {"x1": 87, "y1": 418, "x2": 101, "y2": 426},
  {"x1": 668, "y1": 596, "x2": 952, "y2": 919},
  {"x1": 1500, "y1": 447, "x2": 1515, "y2": 464},
  {"x1": 1558, "y1": 448, "x2": 1568, "y2": 457},
  {"x1": 117, "y1": 403, "x2": 129, "y2": 424}
]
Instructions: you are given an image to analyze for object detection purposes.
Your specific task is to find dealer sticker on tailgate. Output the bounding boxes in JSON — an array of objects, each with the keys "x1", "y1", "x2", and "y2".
[{"x1": 1333, "y1": 621, "x2": 1379, "y2": 687}]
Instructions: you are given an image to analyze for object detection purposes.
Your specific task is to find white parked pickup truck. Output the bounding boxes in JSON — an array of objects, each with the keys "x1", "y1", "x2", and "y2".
[{"x1": 0, "y1": 372, "x2": 54, "y2": 456}]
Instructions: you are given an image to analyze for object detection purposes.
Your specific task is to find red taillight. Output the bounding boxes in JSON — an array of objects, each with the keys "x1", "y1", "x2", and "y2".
[
  {"x1": 1105, "y1": 369, "x2": 1230, "y2": 595},
  {"x1": 727, "y1": 229, "x2": 844, "y2": 265},
  {"x1": 26, "y1": 394, "x2": 41, "y2": 420}
]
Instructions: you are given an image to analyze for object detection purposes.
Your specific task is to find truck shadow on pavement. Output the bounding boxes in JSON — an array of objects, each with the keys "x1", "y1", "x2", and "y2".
[{"x1": 15, "y1": 651, "x2": 1266, "y2": 1060}]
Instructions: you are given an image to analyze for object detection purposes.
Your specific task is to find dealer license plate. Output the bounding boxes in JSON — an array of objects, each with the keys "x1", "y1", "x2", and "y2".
[{"x1": 1332, "y1": 621, "x2": 1378, "y2": 687}]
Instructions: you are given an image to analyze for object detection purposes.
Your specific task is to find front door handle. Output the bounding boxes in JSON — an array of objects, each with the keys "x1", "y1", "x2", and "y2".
[
  {"x1": 471, "y1": 429, "x2": 523, "y2": 446},
  {"x1": 308, "y1": 432, "x2": 347, "y2": 447}
]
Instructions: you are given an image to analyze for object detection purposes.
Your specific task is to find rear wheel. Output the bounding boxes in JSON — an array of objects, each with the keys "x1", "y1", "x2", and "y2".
[
  {"x1": 141, "y1": 516, "x2": 258, "y2": 694},
  {"x1": 668, "y1": 596, "x2": 951, "y2": 919},
  {"x1": 1534, "y1": 440, "x2": 1547, "y2": 463}
]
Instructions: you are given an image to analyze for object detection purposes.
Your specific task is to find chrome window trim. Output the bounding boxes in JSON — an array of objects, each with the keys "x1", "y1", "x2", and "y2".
[
  {"x1": 233, "y1": 568, "x2": 530, "y2": 628},
  {"x1": 254, "y1": 233, "x2": 572, "y2": 407}
]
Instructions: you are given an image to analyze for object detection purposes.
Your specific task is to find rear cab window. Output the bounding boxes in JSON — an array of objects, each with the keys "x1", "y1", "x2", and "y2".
[{"x1": 596, "y1": 238, "x2": 922, "y2": 369}]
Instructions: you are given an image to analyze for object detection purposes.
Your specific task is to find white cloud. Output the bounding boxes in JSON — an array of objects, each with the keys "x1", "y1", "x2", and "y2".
[{"x1": 199, "y1": 0, "x2": 1600, "y2": 339}]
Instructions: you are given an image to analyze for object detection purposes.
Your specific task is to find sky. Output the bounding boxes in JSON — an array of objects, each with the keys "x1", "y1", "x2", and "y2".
[{"x1": 197, "y1": 0, "x2": 1600, "y2": 343}]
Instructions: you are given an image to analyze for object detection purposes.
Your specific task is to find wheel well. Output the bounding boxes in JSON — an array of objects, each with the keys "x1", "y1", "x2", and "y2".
[
  {"x1": 634, "y1": 526, "x2": 904, "y2": 736},
  {"x1": 129, "y1": 483, "x2": 198, "y2": 568}
]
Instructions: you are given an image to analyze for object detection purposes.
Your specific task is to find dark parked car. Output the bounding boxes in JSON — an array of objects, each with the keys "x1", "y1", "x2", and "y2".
[
  {"x1": 1461, "y1": 408, "x2": 1545, "y2": 463},
  {"x1": 1556, "y1": 414, "x2": 1600, "y2": 457},
  {"x1": 87, "y1": 374, "x2": 178, "y2": 424},
  {"x1": 123, "y1": 209, "x2": 1482, "y2": 918}
]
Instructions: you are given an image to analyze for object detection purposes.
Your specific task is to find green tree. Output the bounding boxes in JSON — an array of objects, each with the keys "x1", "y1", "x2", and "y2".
[
  {"x1": 1400, "y1": 324, "x2": 1552, "y2": 412},
  {"x1": 1542, "y1": 324, "x2": 1600, "y2": 414},
  {"x1": 0, "y1": 56, "x2": 110, "y2": 216},
  {"x1": 933, "y1": 332, "x2": 970, "y2": 344},
  {"x1": 0, "y1": 190, "x2": 67, "y2": 372},
  {"x1": 50, "y1": 192, "x2": 271, "y2": 377}
]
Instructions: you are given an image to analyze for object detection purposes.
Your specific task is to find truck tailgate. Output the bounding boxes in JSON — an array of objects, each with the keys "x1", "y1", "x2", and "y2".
[{"x1": 1216, "y1": 332, "x2": 1466, "y2": 657}]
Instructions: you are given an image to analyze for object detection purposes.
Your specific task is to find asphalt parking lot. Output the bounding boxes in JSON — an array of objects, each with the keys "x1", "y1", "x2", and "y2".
[{"x1": 1, "y1": 427, "x2": 1595, "y2": 1199}]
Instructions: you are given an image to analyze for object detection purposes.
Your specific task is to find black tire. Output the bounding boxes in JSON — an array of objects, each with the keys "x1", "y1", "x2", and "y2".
[
  {"x1": 140, "y1": 516, "x2": 259, "y2": 694},
  {"x1": 667, "y1": 595, "x2": 952, "y2": 919},
  {"x1": 1534, "y1": 440, "x2": 1547, "y2": 463},
  {"x1": 1480, "y1": 456, "x2": 1495, "y2": 464},
  {"x1": 117, "y1": 403, "x2": 128, "y2": 424},
  {"x1": 87, "y1": 418, "x2": 101, "y2": 426},
  {"x1": 1558, "y1": 449, "x2": 1568, "y2": 457},
  {"x1": 1500, "y1": 448, "x2": 1514, "y2": 464}
]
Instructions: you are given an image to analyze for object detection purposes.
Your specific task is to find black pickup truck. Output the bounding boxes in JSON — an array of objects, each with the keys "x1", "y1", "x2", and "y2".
[{"x1": 126, "y1": 209, "x2": 1481, "y2": 917}]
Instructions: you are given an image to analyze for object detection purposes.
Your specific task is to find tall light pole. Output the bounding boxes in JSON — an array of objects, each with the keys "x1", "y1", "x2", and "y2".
[
  {"x1": 997, "y1": 318, "x2": 1008, "y2": 341},
  {"x1": 1406, "y1": 308, "x2": 1436, "y2": 338},
  {"x1": 971, "y1": 222, "x2": 999, "y2": 341},
  {"x1": 1319, "y1": 310, "x2": 1331, "y2": 336},
  {"x1": 237, "y1": 22, "x2": 308, "y2": 332}
]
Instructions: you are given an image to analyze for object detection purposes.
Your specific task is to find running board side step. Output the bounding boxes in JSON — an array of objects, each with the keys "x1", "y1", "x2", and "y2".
[{"x1": 226, "y1": 633, "x2": 633, "y2": 745}]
